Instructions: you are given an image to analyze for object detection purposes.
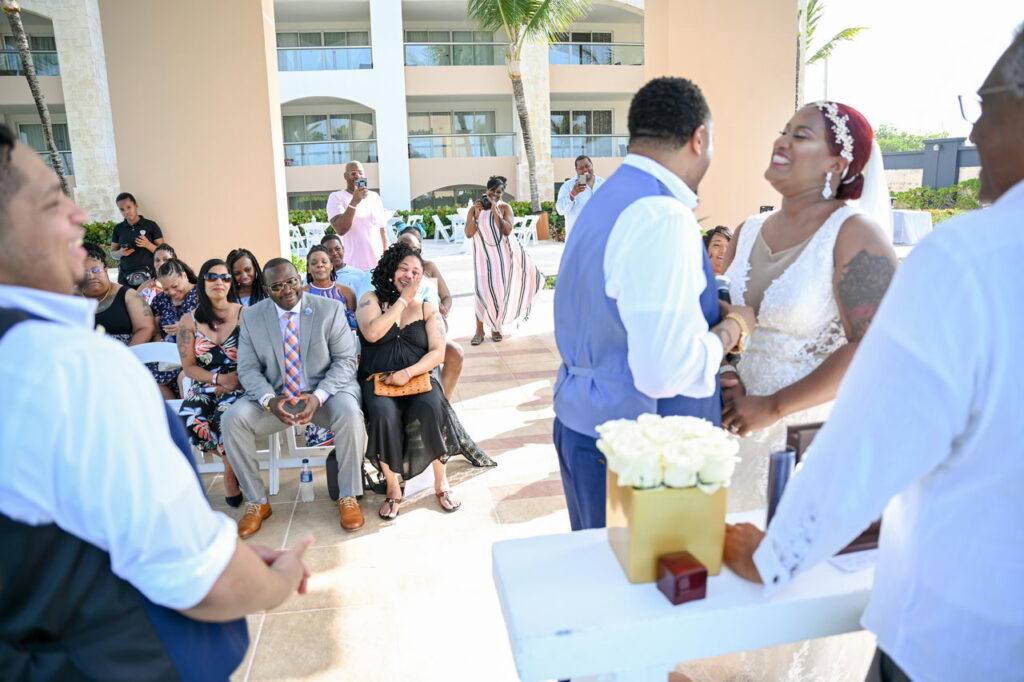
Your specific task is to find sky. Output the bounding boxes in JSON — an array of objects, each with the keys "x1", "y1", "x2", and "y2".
[{"x1": 802, "y1": 0, "x2": 1021, "y2": 138}]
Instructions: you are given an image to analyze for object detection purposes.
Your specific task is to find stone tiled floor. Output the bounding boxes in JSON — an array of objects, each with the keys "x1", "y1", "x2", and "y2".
[{"x1": 202, "y1": 251, "x2": 572, "y2": 680}]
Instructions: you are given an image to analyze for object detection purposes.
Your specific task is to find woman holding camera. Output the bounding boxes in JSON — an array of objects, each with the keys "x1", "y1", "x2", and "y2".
[{"x1": 465, "y1": 175, "x2": 543, "y2": 346}]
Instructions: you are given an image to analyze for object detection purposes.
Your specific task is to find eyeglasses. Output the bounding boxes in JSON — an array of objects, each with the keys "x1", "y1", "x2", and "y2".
[
  {"x1": 204, "y1": 273, "x2": 232, "y2": 282},
  {"x1": 84, "y1": 266, "x2": 104, "y2": 276},
  {"x1": 958, "y1": 83, "x2": 1024, "y2": 124},
  {"x1": 267, "y1": 277, "x2": 301, "y2": 293}
]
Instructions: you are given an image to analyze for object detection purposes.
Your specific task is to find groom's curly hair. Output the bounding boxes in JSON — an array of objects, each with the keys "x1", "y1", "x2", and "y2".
[
  {"x1": 371, "y1": 241, "x2": 424, "y2": 308},
  {"x1": 628, "y1": 77, "x2": 709, "y2": 150}
]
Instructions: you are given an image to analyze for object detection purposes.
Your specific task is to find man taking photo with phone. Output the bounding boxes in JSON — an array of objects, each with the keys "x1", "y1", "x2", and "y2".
[
  {"x1": 555, "y1": 155, "x2": 605, "y2": 240},
  {"x1": 326, "y1": 161, "x2": 388, "y2": 270}
]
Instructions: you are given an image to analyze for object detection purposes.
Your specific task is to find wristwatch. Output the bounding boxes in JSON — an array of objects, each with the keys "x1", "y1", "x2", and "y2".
[
  {"x1": 724, "y1": 313, "x2": 751, "y2": 354},
  {"x1": 260, "y1": 394, "x2": 274, "y2": 412}
]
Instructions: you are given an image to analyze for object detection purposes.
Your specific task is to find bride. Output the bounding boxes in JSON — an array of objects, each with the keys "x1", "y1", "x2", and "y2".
[{"x1": 679, "y1": 101, "x2": 897, "y2": 682}]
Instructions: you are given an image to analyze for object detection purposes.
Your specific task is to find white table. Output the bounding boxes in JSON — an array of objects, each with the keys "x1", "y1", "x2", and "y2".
[
  {"x1": 892, "y1": 210, "x2": 932, "y2": 245},
  {"x1": 492, "y1": 511, "x2": 874, "y2": 681}
]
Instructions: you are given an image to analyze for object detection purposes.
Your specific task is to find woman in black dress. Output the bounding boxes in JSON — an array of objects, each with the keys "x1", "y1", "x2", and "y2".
[
  {"x1": 356, "y1": 242, "x2": 462, "y2": 520},
  {"x1": 80, "y1": 243, "x2": 156, "y2": 346}
]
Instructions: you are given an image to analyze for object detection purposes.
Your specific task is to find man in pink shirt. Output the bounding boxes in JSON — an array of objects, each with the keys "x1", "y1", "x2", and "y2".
[{"x1": 326, "y1": 161, "x2": 388, "y2": 271}]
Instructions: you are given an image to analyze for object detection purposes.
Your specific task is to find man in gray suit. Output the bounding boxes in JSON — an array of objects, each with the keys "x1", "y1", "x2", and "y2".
[{"x1": 223, "y1": 258, "x2": 366, "y2": 537}]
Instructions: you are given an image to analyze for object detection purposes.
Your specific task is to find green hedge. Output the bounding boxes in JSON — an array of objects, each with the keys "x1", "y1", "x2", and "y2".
[
  {"x1": 288, "y1": 201, "x2": 566, "y2": 242},
  {"x1": 83, "y1": 221, "x2": 118, "y2": 266},
  {"x1": 891, "y1": 178, "x2": 981, "y2": 211}
]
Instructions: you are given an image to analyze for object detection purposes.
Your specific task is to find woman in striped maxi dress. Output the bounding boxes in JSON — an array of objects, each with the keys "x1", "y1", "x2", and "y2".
[{"x1": 464, "y1": 175, "x2": 543, "y2": 346}]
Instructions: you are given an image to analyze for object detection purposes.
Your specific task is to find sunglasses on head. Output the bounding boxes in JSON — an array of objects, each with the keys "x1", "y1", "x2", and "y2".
[{"x1": 204, "y1": 273, "x2": 232, "y2": 282}]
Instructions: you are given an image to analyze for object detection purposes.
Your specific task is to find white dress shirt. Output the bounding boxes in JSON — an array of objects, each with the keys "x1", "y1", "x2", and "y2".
[
  {"x1": 0, "y1": 285, "x2": 237, "y2": 610},
  {"x1": 556, "y1": 174, "x2": 605, "y2": 238},
  {"x1": 604, "y1": 154, "x2": 723, "y2": 399},
  {"x1": 753, "y1": 179, "x2": 1024, "y2": 681},
  {"x1": 259, "y1": 296, "x2": 330, "y2": 408}
]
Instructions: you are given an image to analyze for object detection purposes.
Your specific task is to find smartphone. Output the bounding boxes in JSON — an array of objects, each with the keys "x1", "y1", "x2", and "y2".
[
  {"x1": 356, "y1": 178, "x2": 368, "y2": 189},
  {"x1": 577, "y1": 174, "x2": 587, "y2": 186}
]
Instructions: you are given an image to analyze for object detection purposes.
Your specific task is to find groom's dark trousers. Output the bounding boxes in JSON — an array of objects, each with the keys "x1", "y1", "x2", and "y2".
[{"x1": 554, "y1": 419, "x2": 607, "y2": 530}]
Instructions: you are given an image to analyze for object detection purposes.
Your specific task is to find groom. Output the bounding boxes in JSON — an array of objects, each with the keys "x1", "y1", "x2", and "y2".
[{"x1": 553, "y1": 77, "x2": 755, "y2": 530}]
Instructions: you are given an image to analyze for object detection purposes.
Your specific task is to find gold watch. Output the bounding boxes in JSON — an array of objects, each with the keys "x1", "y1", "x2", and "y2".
[{"x1": 724, "y1": 312, "x2": 750, "y2": 353}]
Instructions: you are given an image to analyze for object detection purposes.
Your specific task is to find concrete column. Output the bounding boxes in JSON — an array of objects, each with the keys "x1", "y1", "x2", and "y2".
[
  {"x1": 369, "y1": 0, "x2": 412, "y2": 209},
  {"x1": 514, "y1": 40, "x2": 554, "y2": 205},
  {"x1": 25, "y1": 0, "x2": 120, "y2": 222}
]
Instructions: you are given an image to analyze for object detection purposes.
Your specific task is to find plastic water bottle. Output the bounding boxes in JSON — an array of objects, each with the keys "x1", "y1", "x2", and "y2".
[{"x1": 299, "y1": 459, "x2": 314, "y2": 502}]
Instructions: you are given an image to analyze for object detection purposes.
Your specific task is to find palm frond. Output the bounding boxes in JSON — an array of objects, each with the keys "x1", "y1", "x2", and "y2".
[
  {"x1": 523, "y1": 0, "x2": 592, "y2": 44},
  {"x1": 804, "y1": 0, "x2": 823, "y2": 44},
  {"x1": 807, "y1": 26, "x2": 867, "y2": 64},
  {"x1": 466, "y1": 0, "x2": 531, "y2": 32}
]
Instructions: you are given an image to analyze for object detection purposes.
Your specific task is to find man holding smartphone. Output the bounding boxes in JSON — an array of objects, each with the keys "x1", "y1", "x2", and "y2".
[
  {"x1": 555, "y1": 155, "x2": 605, "y2": 240},
  {"x1": 326, "y1": 161, "x2": 388, "y2": 270}
]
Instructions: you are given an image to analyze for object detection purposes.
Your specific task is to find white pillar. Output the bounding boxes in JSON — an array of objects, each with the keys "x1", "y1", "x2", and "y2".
[
  {"x1": 369, "y1": 0, "x2": 411, "y2": 210},
  {"x1": 25, "y1": 0, "x2": 120, "y2": 221}
]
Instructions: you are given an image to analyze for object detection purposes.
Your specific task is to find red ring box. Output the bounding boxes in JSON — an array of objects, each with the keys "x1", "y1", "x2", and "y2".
[{"x1": 656, "y1": 551, "x2": 708, "y2": 605}]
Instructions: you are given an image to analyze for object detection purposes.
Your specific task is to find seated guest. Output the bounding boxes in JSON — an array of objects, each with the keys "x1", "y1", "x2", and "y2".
[
  {"x1": 303, "y1": 244, "x2": 358, "y2": 449},
  {"x1": 137, "y1": 243, "x2": 178, "y2": 304},
  {"x1": 223, "y1": 258, "x2": 366, "y2": 537},
  {"x1": 81, "y1": 242, "x2": 156, "y2": 346},
  {"x1": 110, "y1": 191, "x2": 165, "y2": 288},
  {"x1": 177, "y1": 258, "x2": 245, "y2": 508},
  {"x1": 703, "y1": 225, "x2": 733, "y2": 276},
  {"x1": 321, "y1": 233, "x2": 365, "y2": 292},
  {"x1": 151, "y1": 258, "x2": 198, "y2": 396},
  {"x1": 396, "y1": 227, "x2": 464, "y2": 397},
  {"x1": 227, "y1": 247, "x2": 268, "y2": 307},
  {"x1": 356, "y1": 242, "x2": 463, "y2": 520}
]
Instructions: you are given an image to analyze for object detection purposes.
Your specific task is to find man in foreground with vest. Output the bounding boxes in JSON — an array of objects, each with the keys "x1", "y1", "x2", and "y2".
[
  {"x1": 553, "y1": 78, "x2": 755, "y2": 530},
  {"x1": 0, "y1": 125, "x2": 312, "y2": 680}
]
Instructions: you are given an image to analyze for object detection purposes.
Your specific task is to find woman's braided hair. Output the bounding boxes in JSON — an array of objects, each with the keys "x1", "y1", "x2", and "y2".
[{"x1": 370, "y1": 241, "x2": 423, "y2": 309}]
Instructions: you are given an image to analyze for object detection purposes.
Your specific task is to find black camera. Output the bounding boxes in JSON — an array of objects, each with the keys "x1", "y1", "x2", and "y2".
[
  {"x1": 356, "y1": 178, "x2": 368, "y2": 189},
  {"x1": 479, "y1": 194, "x2": 492, "y2": 211}
]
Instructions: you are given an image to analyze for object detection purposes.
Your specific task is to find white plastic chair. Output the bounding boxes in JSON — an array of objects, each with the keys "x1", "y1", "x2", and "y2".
[
  {"x1": 513, "y1": 215, "x2": 538, "y2": 246},
  {"x1": 406, "y1": 214, "x2": 424, "y2": 230},
  {"x1": 432, "y1": 214, "x2": 453, "y2": 243},
  {"x1": 302, "y1": 222, "x2": 327, "y2": 243},
  {"x1": 448, "y1": 216, "x2": 467, "y2": 244}
]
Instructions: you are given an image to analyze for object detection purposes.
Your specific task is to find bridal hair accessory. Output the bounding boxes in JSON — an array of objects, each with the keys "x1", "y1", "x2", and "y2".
[
  {"x1": 815, "y1": 101, "x2": 856, "y2": 184},
  {"x1": 822, "y1": 171, "x2": 834, "y2": 199}
]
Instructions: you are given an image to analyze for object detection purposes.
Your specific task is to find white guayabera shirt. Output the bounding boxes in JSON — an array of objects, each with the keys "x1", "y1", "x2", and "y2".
[{"x1": 754, "y1": 180, "x2": 1024, "y2": 681}]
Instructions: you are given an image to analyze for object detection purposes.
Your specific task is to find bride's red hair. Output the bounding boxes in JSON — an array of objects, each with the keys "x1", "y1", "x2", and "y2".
[{"x1": 817, "y1": 102, "x2": 873, "y2": 200}]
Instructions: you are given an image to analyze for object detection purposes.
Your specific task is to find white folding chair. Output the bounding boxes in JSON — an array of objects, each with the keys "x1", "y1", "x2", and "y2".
[
  {"x1": 449, "y1": 216, "x2": 467, "y2": 243},
  {"x1": 513, "y1": 215, "x2": 538, "y2": 246},
  {"x1": 303, "y1": 222, "x2": 327, "y2": 244},
  {"x1": 407, "y1": 214, "x2": 424, "y2": 230},
  {"x1": 432, "y1": 214, "x2": 453, "y2": 243}
]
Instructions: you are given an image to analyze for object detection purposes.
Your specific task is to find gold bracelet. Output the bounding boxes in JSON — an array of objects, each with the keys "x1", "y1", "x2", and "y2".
[{"x1": 724, "y1": 312, "x2": 750, "y2": 353}]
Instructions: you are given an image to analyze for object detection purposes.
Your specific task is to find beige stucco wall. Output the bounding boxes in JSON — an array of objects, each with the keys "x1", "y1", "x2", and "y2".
[
  {"x1": 98, "y1": 0, "x2": 287, "y2": 268},
  {"x1": 404, "y1": 65, "x2": 509, "y2": 97},
  {"x1": 644, "y1": 0, "x2": 797, "y2": 228},
  {"x1": 0, "y1": 75, "x2": 64, "y2": 107},
  {"x1": 549, "y1": 65, "x2": 644, "y2": 95}
]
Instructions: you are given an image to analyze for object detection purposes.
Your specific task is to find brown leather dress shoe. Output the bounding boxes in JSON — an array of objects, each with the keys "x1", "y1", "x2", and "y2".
[
  {"x1": 237, "y1": 502, "x2": 272, "y2": 538},
  {"x1": 338, "y1": 496, "x2": 365, "y2": 531}
]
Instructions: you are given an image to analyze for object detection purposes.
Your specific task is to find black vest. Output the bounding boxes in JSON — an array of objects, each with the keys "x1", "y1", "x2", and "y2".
[{"x1": 0, "y1": 308, "x2": 248, "y2": 681}]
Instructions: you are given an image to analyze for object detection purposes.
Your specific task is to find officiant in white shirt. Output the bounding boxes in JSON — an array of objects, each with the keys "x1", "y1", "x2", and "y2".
[
  {"x1": 724, "y1": 28, "x2": 1024, "y2": 682},
  {"x1": 555, "y1": 155, "x2": 605, "y2": 239}
]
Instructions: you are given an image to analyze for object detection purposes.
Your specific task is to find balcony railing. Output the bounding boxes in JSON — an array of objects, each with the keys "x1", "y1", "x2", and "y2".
[
  {"x1": 404, "y1": 42, "x2": 506, "y2": 67},
  {"x1": 283, "y1": 140, "x2": 377, "y2": 166},
  {"x1": 38, "y1": 150, "x2": 73, "y2": 175},
  {"x1": 276, "y1": 47, "x2": 372, "y2": 72},
  {"x1": 0, "y1": 50, "x2": 59, "y2": 76},
  {"x1": 548, "y1": 42, "x2": 643, "y2": 66},
  {"x1": 552, "y1": 134, "x2": 628, "y2": 159},
  {"x1": 407, "y1": 133, "x2": 515, "y2": 159}
]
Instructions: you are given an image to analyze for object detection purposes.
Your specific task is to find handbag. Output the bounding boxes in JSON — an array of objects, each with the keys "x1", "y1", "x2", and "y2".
[
  {"x1": 371, "y1": 371, "x2": 431, "y2": 397},
  {"x1": 123, "y1": 269, "x2": 150, "y2": 288}
]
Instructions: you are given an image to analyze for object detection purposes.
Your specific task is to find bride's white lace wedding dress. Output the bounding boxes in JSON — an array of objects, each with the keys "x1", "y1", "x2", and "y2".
[{"x1": 677, "y1": 205, "x2": 875, "y2": 682}]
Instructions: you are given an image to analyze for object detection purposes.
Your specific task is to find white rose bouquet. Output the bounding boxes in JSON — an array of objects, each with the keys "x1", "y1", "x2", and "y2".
[{"x1": 596, "y1": 414, "x2": 740, "y2": 494}]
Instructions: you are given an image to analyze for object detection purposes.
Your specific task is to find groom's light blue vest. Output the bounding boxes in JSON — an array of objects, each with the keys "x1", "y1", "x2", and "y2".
[{"x1": 553, "y1": 162, "x2": 722, "y2": 438}]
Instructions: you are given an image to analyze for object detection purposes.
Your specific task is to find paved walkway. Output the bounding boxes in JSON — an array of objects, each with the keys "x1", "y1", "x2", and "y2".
[{"x1": 204, "y1": 239, "x2": 568, "y2": 682}]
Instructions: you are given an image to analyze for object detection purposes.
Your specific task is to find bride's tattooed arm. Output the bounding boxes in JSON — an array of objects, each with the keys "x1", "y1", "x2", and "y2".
[{"x1": 838, "y1": 249, "x2": 896, "y2": 342}]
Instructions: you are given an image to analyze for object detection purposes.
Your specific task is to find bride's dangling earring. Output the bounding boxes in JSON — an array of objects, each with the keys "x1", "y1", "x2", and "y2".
[{"x1": 821, "y1": 171, "x2": 834, "y2": 199}]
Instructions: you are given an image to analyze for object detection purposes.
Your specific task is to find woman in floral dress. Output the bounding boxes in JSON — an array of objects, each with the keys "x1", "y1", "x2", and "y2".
[
  {"x1": 151, "y1": 258, "x2": 198, "y2": 396},
  {"x1": 177, "y1": 259, "x2": 245, "y2": 507}
]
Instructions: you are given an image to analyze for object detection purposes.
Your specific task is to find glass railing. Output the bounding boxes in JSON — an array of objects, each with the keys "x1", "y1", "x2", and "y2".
[
  {"x1": 548, "y1": 42, "x2": 644, "y2": 66},
  {"x1": 283, "y1": 140, "x2": 377, "y2": 166},
  {"x1": 0, "y1": 50, "x2": 60, "y2": 76},
  {"x1": 407, "y1": 133, "x2": 515, "y2": 159},
  {"x1": 551, "y1": 134, "x2": 628, "y2": 158},
  {"x1": 276, "y1": 47, "x2": 372, "y2": 72},
  {"x1": 38, "y1": 151, "x2": 74, "y2": 175},
  {"x1": 404, "y1": 43, "x2": 505, "y2": 67}
]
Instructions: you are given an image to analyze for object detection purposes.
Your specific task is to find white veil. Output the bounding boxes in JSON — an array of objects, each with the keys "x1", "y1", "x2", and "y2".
[{"x1": 849, "y1": 139, "x2": 893, "y2": 242}]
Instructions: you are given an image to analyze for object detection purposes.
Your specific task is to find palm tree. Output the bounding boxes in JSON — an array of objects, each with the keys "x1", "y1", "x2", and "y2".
[
  {"x1": 797, "y1": 0, "x2": 866, "y2": 105},
  {"x1": 467, "y1": 0, "x2": 591, "y2": 212},
  {"x1": 2, "y1": 0, "x2": 68, "y2": 193}
]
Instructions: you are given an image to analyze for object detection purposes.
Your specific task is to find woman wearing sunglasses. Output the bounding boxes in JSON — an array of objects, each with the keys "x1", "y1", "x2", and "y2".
[{"x1": 177, "y1": 259, "x2": 246, "y2": 507}]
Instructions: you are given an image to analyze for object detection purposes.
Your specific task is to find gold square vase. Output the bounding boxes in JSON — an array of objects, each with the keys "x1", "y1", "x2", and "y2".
[{"x1": 606, "y1": 471, "x2": 728, "y2": 583}]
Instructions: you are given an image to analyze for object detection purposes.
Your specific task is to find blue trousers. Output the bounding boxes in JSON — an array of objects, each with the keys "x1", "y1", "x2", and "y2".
[{"x1": 554, "y1": 418, "x2": 608, "y2": 531}]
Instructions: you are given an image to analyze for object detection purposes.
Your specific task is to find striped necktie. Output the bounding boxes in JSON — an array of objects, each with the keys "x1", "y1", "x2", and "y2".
[{"x1": 283, "y1": 311, "x2": 303, "y2": 398}]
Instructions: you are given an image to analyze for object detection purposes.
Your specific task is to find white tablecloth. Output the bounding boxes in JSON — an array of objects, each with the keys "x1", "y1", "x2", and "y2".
[
  {"x1": 492, "y1": 511, "x2": 874, "y2": 681},
  {"x1": 892, "y1": 210, "x2": 932, "y2": 245}
]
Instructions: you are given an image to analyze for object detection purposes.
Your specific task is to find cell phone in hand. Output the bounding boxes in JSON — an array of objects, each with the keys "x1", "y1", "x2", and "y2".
[
  {"x1": 356, "y1": 178, "x2": 368, "y2": 189},
  {"x1": 577, "y1": 174, "x2": 587, "y2": 186},
  {"x1": 283, "y1": 398, "x2": 307, "y2": 415}
]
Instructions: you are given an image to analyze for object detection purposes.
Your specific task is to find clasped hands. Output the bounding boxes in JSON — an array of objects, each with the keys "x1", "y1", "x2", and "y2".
[{"x1": 269, "y1": 392, "x2": 321, "y2": 425}]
